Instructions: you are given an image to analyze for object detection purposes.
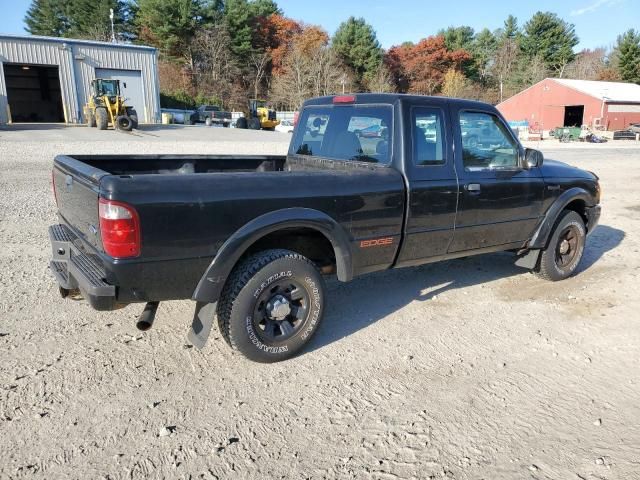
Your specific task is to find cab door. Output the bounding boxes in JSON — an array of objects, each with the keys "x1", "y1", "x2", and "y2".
[
  {"x1": 448, "y1": 107, "x2": 545, "y2": 253},
  {"x1": 395, "y1": 102, "x2": 459, "y2": 267}
]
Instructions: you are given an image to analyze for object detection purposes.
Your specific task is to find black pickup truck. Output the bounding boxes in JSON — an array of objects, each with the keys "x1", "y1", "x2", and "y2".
[
  {"x1": 49, "y1": 94, "x2": 601, "y2": 362},
  {"x1": 190, "y1": 105, "x2": 232, "y2": 127}
]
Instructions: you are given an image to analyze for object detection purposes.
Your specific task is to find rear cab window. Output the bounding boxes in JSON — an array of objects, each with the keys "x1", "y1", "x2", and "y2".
[{"x1": 291, "y1": 105, "x2": 392, "y2": 164}]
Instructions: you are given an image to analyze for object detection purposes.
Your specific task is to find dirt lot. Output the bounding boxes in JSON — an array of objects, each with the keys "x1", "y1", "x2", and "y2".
[{"x1": 1, "y1": 125, "x2": 639, "y2": 479}]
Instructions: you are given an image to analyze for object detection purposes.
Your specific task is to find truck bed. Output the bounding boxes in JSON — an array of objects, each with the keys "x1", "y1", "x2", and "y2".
[
  {"x1": 52, "y1": 153, "x2": 406, "y2": 305},
  {"x1": 66, "y1": 154, "x2": 287, "y2": 175}
]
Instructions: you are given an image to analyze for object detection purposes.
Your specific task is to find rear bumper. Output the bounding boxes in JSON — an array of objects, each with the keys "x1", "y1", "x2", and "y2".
[
  {"x1": 49, "y1": 224, "x2": 120, "y2": 311},
  {"x1": 586, "y1": 204, "x2": 601, "y2": 235}
]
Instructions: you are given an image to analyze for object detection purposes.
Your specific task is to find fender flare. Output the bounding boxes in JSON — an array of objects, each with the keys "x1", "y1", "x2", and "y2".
[
  {"x1": 192, "y1": 208, "x2": 353, "y2": 304},
  {"x1": 528, "y1": 187, "x2": 595, "y2": 249}
]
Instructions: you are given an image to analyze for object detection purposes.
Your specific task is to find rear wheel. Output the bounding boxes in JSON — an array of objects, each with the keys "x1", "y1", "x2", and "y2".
[
  {"x1": 236, "y1": 117, "x2": 248, "y2": 129},
  {"x1": 217, "y1": 249, "x2": 325, "y2": 363},
  {"x1": 126, "y1": 108, "x2": 138, "y2": 129},
  {"x1": 95, "y1": 108, "x2": 108, "y2": 130},
  {"x1": 534, "y1": 210, "x2": 586, "y2": 281},
  {"x1": 86, "y1": 110, "x2": 96, "y2": 127}
]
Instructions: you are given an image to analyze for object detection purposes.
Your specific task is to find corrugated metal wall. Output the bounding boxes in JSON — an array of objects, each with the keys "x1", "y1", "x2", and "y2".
[{"x1": 0, "y1": 35, "x2": 160, "y2": 124}]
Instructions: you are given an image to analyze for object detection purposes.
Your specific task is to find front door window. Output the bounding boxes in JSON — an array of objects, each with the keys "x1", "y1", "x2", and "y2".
[{"x1": 460, "y1": 112, "x2": 518, "y2": 170}]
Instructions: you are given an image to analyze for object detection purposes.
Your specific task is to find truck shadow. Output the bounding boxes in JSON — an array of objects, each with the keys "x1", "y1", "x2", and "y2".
[{"x1": 306, "y1": 224, "x2": 624, "y2": 354}]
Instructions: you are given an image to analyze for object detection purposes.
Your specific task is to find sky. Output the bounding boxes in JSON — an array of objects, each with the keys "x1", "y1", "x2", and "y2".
[{"x1": 2, "y1": 0, "x2": 639, "y2": 51}]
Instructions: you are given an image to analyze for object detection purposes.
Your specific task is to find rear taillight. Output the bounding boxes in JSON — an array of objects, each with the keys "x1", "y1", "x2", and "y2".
[
  {"x1": 99, "y1": 198, "x2": 141, "y2": 258},
  {"x1": 52, "y1": 170, "x2": 58, "y2": 206}
]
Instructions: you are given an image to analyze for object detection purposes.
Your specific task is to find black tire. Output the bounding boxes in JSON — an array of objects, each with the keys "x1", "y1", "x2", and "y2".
[
  {"x1": 86, "y1": 110, "x2": 96, "y2": 128},
  {"x1": 115, "y1": 115, "x2": 133, "y2": 131},
  {"x1": 126, "y1": 108, "x2": 138, "y2": 129},
  {"x1": 236, "y1": 117, "x2": 248, "y2": 129},
  {"x1": 96, "y1": 108, "x2": 108, "y2": 130},
  {"x1": 248, "y1": 117, "x2": 261, "y2": 130},
  {"x1": 534, "y1": 210, "x2": 586, "y2": 281},
  {"x1": 217, "y1": 249, "x2": 325, "y2": 363}
]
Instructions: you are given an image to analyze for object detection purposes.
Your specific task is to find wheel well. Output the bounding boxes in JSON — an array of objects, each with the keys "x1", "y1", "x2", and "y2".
[
  {"x1": 242, "y1": 228, "x2": 336, "y2": 273},
  {"x1": 564, "y1": 199, "x2": 588, "y2": 227}
]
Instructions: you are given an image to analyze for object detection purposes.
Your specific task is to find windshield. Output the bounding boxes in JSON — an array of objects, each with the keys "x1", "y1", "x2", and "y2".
[
  {"x1": 291, "y1": 105, "x2": 392, "y2": 164},
  {"x1": 96, "y1": 80, "x2": 118, "y2": 96}
]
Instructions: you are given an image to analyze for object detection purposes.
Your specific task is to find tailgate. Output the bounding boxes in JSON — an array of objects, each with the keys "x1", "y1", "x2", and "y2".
[{"x1": 52, "y1": 155, "x2": 106, "y2": 252}]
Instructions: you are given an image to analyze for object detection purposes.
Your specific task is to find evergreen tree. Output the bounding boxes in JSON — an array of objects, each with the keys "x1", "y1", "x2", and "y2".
[
  {"x1": 224, "y1": 0, "x2": 279, "y2": 63},
  {"x1": 502, "y1": 15, "x2": 518, "y2": 40},
  {"x1": 332, "y1": 17, "x2": 383, "y2": 89},
  {"x1": 471, "y1": 28, "x2": 498, "y2": 82},
  {"x1": 136, "y1": 0, "x2": 217, "y2": 59},
  {"x1": 439, "y1": 26, "x2": 475, "y2": 51},
  {"x1": 25, "y1": 0, "x2": 134, "y2": 41},
  {"x1": 616, "y1": 29, "x2": 640, "y2": 84},
  {"x1": 24, "y1": 0, "x2": 67, "y2": 37},
  {"x1": 521, "y1": 11, "x2": 578, "y2": 76},
  {"x1": 66, "y1": 0, "x2": 134, "y2": 41}
]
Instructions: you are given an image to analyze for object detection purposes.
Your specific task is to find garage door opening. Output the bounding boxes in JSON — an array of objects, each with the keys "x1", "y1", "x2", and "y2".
[
  {"x1": 563, "y1": 105, "x2": 584, "y2": 127},
  {"x1": 4, "y1": 64, "x2": 64, "y2": 122}
]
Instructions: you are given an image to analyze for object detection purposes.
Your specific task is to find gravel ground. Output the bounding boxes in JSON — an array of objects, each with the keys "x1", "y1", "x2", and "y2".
[{"x1": 1, "y1": 125, "x2": 639, "y2": 479}]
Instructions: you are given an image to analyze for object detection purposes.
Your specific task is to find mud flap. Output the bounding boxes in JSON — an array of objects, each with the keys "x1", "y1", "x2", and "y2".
[
  {"x1": 515, "y1": 249, "x2": 541, "y2": 269},
  {"x1": 187, "y1": 302, "x2": 217, "y2": 350}
]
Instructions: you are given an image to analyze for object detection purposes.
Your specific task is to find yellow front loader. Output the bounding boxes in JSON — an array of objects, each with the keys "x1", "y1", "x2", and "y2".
[
  {"x1": 236, "y1": 99, "x2": 279, "y2": 130},
  {"x1": 84, "y1": 79, "x2": 138, "y2": 131}
]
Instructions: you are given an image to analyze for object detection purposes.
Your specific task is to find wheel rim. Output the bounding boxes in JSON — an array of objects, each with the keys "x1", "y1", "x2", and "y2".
[
  {"x1": 252, "y1": 280, "x2": 310, "y2": 343},
  {"x1": 555, "y1": 225, "x2": 580, "y2": 268}
]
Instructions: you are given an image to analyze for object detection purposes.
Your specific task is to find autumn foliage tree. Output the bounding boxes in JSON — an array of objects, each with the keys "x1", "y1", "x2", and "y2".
[
  {"x1": 270, "y1": 25, "x2": 348, "y2": 109},
  {"x1": 256, "y1": 14, "x2": 303, "y2": 74},
  {"x1": 386, "y1": 36, "x2": 471, "y2": 94}
]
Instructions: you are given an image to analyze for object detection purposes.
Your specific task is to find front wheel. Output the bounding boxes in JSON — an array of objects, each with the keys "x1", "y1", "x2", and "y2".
[
  {"x1": 534, "y1": 210, "x2": 586, "y2": 281},
  {"x1": 95, "y1": 108, "x2": 108, "y2": 130},
  {"x1": 248, "y1": 117, "x2": 261, "y2": 130},
  {"x1": 115, "y1": 115, "x2": 133, "y2": 131},
  {"x1": 217, "y1": 249, "x2": 325, "y2": 363}
]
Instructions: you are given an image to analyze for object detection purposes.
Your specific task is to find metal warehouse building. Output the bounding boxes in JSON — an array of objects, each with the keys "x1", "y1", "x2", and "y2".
[
  {"x1": 497, "y1": 78, "x2": 640, "y2": 131},
  {"x1": 0, "y1": 34, "x2": 160, "y2": 125}
]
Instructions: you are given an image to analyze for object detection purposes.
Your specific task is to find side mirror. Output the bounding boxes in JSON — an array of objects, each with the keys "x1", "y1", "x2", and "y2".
[{"x1": 524, "y1": 148, "x2": 544, "y2": 168}]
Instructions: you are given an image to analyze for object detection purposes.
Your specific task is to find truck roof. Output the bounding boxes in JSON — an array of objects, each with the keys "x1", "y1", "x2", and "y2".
[{"x1": 304, "y1": 93, "x2": 494, "y2": 110}]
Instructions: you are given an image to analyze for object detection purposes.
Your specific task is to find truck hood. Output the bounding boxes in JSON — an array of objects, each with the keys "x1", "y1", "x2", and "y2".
[{"x1": 540, "y1": 159, "x2": 596, "y2": 180}]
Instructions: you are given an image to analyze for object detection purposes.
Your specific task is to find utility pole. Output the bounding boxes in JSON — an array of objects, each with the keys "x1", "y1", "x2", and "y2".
[{"x1": 109, "y1": 9, "x2": 116, "y2": 43}]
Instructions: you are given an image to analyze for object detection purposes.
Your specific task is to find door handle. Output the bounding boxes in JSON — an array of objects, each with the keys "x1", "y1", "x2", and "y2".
[{"x1": 465, "y1": 183, "x2": 481, "y2": 192}]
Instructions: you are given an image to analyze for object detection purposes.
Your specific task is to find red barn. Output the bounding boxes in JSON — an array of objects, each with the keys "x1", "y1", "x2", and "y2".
[{"x1": 497, "y1": 78, "x2": 640, "y2": 131}]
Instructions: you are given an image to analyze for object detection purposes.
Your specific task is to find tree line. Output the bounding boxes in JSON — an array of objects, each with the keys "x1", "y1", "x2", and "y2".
[{"x1": 25, "y1": 0, "x2": 640, "y2": 110}]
